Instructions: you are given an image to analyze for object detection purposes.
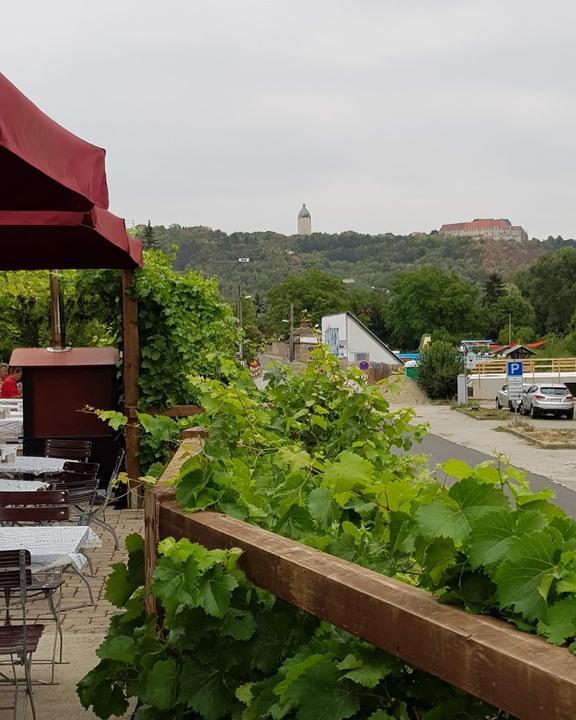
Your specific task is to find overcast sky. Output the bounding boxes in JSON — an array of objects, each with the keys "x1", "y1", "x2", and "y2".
[{"x1": 3, "y1": 1, "x2": 575, "y2": 238}]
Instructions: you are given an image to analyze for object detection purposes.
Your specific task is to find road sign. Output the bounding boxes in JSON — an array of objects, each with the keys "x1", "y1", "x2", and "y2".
[
  {"x1": 506, "y1": 361, "x2": 524, "y2": 405},
  {"x1": 507, "y1": 361, "x2": 523, "y2": 377},
  {"x1": 465, "y1": 352, "x2": 476, "y2": 370},
  {"x1": 359, "y1": 360, "x2": 370, "y2": 371}
]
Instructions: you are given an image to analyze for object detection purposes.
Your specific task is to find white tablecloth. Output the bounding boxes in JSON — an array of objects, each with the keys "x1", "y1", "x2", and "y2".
[
  {"x1": 0, "y1": 480, "x2": 48, "y2": 492},
  {"x1": 0, "y1": 456, "x2": 73, "y2": 478},
  {"x1": 0, "y1": 418, "x2": 22, "y2": 440},
  {"x1": 0, "y1": 526, "x2": 101, "y2": 571}
]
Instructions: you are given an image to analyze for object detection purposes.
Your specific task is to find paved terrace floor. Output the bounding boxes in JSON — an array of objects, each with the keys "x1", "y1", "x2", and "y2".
[{"x1": 1, "y1": 509, "x2": 145, "y2": 718}]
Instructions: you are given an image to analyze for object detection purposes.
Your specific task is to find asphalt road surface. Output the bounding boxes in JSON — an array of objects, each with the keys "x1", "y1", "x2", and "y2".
[{"x1": 413, "y1": 433, "x2": 576, "y2": 517}]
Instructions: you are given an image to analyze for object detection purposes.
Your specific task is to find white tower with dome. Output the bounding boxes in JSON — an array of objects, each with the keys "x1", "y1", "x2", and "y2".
[{"x1": 297, "y1": 203, "x2": 312, "y2": 235}]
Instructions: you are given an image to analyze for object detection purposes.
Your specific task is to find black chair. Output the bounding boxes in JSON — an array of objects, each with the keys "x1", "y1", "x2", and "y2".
[
  {"x1": 44, "y1": 439, "x2": 92, "y2": 462},
  {"x1": 0, "y1": 550, "x2": 45, "y2": 719},
  {"x1": 62, "y1": 461, "x2": 99, "y2": 478},
  {"x1": 81, "y1": 449, "x2": 124, "y2": 550}
]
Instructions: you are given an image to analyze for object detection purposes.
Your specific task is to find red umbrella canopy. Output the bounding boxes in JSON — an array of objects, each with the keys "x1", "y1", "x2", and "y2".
[
  {"x1": 0, "y1": 208, "x2": 142, "y2": 269},
  {"x1": 0, "y1": 74, "x2": 109, "y2": 211}
]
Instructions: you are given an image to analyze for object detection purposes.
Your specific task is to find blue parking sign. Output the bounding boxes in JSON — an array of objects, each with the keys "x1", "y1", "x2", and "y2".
[{"x1": 507, "y1": 361, "x2": 523, "y2": 377}]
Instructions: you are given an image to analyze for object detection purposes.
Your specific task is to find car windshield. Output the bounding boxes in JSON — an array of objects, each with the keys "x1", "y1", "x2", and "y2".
[{"x1": 540, "y1": 387, "x2": 570, "y2": 396}]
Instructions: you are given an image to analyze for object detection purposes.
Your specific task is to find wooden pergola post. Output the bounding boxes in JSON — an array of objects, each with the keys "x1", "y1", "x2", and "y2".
[{"x1": 122, "y1": 269, "x2": 140, "y2": 507}]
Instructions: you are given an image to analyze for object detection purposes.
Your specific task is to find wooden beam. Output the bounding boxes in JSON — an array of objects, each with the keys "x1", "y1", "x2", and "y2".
[
  {"x1": 144, "y1": 431, "x2": 204, "y2": 614},
  {"x1": 121, "y1": 269, "x2": 140, "y2": 507},
  {"x1": 143, "y1": 404, "x2": 203, "y2": 418},
  {"x1": 157, "y1": 504, "x2": 576, "y2": 720}
]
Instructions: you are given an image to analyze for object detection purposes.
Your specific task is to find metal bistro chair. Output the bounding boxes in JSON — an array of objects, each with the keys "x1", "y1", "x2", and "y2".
[
  {"x1": 44, "y1": 439, "x2": 92, "y2": 463},
  {"x1": 65, "y1": 450, "x2": 124, "y2": 551},
  {"x1": 51, "y1": 467, "x2": 99, "y2": 576},
  {"x1": 51, "y1": 468, "x2": 98, "y2": 525},
  {"x1": 0, "y1": 492, "x2": 69, "y2": 686},
  {"x1": 0, "y1": 550, "x2": 45, "y2": 719}
]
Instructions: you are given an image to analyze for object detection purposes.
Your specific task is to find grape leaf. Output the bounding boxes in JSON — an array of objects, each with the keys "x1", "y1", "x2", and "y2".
[
  {"x1": 537, "y1": 598, "x2": 576, "y2": 645},
  {"x1": 179, "y1": 659, "x2": 233, "y2": 720},
  {"x1": 416, "y1": 478, "x2": 509, "y2": 544},
  {"x1": 337, "y1": 651, "x2": 397, "y2": 688},
  {"x1": 467, "y1": 509, "x2": 547, "y2": 570},
  {"x1": 151, "y1": 556, "x2": 200, "y2": 609},
  {"x1": 105, "y1": 563, "x2": 131, "y2": 608},
  {"x1": 221, "y1": 609, "x2": 257, "y2": 640},
  {"x1": 96, "y1": 635, "x2": 136, "y2": 665},
  {"x1": 308, "y1": 487, "x2": 338, "y2": 527},
  {"x1": 494, "y1": 531, "x2": 559, "y2": 620},
  {"x1": 145, "y1": 659, "x2": 178, "y2": 710},
  {"x1": 283, "y1": 658, "x2": 360, "y2": 720},
  {"x1": 77, "y1": 663, "x2": 129, "y2": 719},
  {"x1": 197, "y1": 567, "x2": 238, "y2": 617},
  {"x1": 439, "y1": 459, "x2": 473, "y2": 480},
  {"x1": 323, "y1": 451, "x2": 373, "y2": 496}
]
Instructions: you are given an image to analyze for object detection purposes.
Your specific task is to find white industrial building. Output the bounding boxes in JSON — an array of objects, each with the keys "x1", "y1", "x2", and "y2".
[{"x1": 321, "y1": 312, "x2": 403, "y2": 367}]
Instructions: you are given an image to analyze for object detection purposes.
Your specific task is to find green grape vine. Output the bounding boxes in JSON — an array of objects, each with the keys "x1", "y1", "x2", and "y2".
[{"x1": 79, "y1": 346, "x2": 576, "y2": 719}]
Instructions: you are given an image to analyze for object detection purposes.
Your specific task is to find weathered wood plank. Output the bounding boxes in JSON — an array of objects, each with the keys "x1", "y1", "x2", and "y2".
[
  {"x1": 121, "y1": 268, "x2": 140, "y2": 507},
  {"x1": 157, "y1": 504, "x2": 576, "y2": 720},
  {"x1": 143, "y1": 432, "x2": 204, "y2": 613},
  {"x1": 143, "y1": 404, "x2": 204, "y2": 418}
]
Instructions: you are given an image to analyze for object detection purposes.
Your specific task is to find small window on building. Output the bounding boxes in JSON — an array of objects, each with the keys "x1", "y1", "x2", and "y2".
[{"x1": 354, "y1": 353, "x2": 370, "y2": 362}]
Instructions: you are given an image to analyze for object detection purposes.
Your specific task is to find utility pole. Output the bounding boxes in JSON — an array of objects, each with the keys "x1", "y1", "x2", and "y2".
[
  {"x1": 238, "y1": 284, "x2": 244, "y2": 364},
  {"x1": 289, "y1": 302, "x2": 294, "y2": 362}
]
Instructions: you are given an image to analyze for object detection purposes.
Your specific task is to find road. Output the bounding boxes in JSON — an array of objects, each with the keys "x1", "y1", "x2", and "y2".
[{"x1": 413, "y1": 433, "x2": 576, "y2": 516}]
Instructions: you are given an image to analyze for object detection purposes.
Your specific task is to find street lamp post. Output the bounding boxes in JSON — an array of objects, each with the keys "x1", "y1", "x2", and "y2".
[
  {"x1": 238, "y1": 284, "x2": 244, "y2": 362},
  {"x1": 282, "y1": 303, "x2": 295, "y2": 362},
  {"x1": 232, "y1": 258, "x2": 250, "y2": 364},
  {"x1": 289, "y1": 303, "x2": 294, "y2": 362}
]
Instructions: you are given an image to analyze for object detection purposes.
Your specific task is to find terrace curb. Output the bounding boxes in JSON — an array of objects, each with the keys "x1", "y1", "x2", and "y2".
[{"x1": 498, "y1": 425, "x2": 576, "y2": 449}]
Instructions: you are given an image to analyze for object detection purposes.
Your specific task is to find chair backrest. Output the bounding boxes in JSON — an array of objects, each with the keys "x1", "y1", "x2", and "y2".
[
  {"x1": 0, "y1": 490, "x2": 70, "y2": 523},
  {"x1": 50, "y1": 472, "x2": 97, "y2": 506},
  {"x1": 0, "y1": 550, "x2": 32, "y2": 591},
  {"x1": 45, "y1": 439, "x2": 92, "y2": 462},
  {"x1": 63, "y1": 461, "x2": 99, "y2": 477}
]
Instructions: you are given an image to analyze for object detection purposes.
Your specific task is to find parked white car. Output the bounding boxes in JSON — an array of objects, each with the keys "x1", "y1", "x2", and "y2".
[
  {"x1": 495, "y1": 383, "x2": 529, "y2": 411},
  {"x1": 520, "y1": 383, "x2": 574, "y2": 419}
]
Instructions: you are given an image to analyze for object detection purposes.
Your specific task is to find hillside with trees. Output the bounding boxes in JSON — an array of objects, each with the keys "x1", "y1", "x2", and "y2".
[{"x1": 140, "y1": 224, "x2": 569, "y2": 297}]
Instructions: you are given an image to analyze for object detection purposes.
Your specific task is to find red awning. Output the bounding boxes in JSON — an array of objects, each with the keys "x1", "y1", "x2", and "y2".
[
  {"x1": 0, "y1": 208, "x2": 142, "y2": 269},
  {"x1": 0, "y1": 73, "x2": 109, "y2": 211}
]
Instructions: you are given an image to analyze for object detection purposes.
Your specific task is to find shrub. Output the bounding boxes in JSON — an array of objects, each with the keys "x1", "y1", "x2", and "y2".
[{"x1": 417, "y1": 340, "x2": 463, "y2": 399}]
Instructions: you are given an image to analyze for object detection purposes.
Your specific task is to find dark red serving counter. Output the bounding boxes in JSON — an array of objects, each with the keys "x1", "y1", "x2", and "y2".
[{"x1": 10, "y1": 347, "x2": 122, "y2": 480}]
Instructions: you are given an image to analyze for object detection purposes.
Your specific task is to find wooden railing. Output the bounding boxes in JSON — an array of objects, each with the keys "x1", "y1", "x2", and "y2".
[
  {"x1": 144, "y1": 436, "x2": 576, "y2": 720},
  {"x1": 474, "y1": 357, "x2": 576, "y2": 376}
]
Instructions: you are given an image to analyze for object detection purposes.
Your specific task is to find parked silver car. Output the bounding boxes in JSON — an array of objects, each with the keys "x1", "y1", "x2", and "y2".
[
  {"x1": 495, "y1": 383, "x2": 529, "y2": 411},
  {"x1": 520, "y1": 383, "x2": 574, "y2": 419}
]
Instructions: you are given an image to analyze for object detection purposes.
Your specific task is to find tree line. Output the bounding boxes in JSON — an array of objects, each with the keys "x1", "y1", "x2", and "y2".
[{"x1": 255, "y1": 247, "x2": 576, "y2": 353}]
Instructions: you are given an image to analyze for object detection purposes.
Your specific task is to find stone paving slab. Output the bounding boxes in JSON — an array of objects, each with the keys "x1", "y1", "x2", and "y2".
[{"x1": 0, "y1": 509, "x2": 144, "y2": 717}]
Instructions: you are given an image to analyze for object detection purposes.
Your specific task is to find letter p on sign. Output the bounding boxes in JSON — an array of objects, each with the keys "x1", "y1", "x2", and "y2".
[{"x1": 507, "y1": 361, "x2": 523, "y2": 377}]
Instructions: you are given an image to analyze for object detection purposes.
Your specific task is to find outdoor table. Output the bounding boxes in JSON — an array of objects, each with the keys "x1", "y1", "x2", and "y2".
[
  {"x1": 0, "y1": 480, "x2": 48, "y2": 491},
  {"x1": 0, "y1": 526, "x2": 101, "y2": 572},
  {"x1": 0, "y1": 417, "x2": 22, "y2": 440},
  {"x1": 0, "y1": 456, "x2": 75, "y2": 478}
]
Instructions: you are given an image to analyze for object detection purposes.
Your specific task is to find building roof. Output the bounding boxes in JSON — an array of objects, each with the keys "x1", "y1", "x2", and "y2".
[
  {"x1": 298, "y1": 203, "x2": 311, "y2": 219},
  {"x1": 323, "y1": 312, "x2": 404, "y2": 365},
  {"x1": 502, "y1": 345, "x2": 536, "y2": 357},
  {"x1": 10, "y1": 347, "x2": 120, "y2": 367},
  {"x1": 440, "y1": 219, "x2": 513, "y2": 233}
]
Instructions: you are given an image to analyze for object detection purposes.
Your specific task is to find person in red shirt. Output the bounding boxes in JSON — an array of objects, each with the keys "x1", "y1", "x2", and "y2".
[
  {"x1": 0, "y1": 364, "x2": 7, "y2": 394},
  {"x1": 0, "y1": 366, "x2": 22, "y2": 398}
]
